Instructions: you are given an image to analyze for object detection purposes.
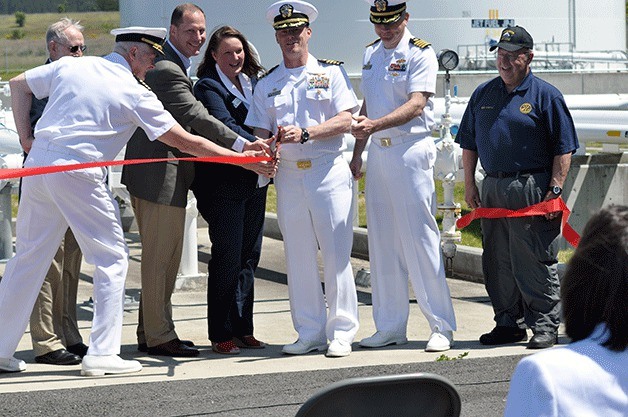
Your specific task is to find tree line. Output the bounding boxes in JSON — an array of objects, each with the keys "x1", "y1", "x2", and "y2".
[{"x1": 0, "y1": 0, "x2": 118, "y2": 14}]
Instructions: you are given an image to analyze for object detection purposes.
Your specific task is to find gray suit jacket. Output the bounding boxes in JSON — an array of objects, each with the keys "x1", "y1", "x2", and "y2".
[{"x1": 121, "y1": 42, "x2": 239, "y2": 207}]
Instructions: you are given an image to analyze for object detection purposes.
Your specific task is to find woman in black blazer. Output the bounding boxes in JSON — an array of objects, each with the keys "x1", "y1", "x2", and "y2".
[{"x1": 192, "y1": 26, "x2": 267, "y2": 355}]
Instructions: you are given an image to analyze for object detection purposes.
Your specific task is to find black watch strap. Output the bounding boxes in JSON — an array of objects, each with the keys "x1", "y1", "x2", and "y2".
[
  {"x1": 300, "y1": 128, "x2": 310, "y2": 144},
  {"x1": 551, "y1": 185, "x2": 562, "y2": 196}
]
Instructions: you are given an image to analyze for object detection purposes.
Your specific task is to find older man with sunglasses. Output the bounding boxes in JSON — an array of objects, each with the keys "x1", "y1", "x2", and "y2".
[{"x1": 24, "y1": 18, "x2": 89, "y2": 367}]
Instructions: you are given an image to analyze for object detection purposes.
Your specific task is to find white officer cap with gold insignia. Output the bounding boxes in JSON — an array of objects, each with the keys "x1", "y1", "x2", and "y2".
[
  {"x1": 110, "y1": 27, "x2": 167, "y2": 55},
  {"x1": 266, "y1": 0, "x2": 319, "y2": 31},
  {"x1": 364, "y1": 0, "x2": 407, "y2": 25}
]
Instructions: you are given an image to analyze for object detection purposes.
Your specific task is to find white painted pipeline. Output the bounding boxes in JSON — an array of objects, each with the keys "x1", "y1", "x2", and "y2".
[
  {"x1": 178, "y1": 196, "x2": 202, "y2": 280},
  {"x1": 432, "y1": 98, "x2": 628, "y2": 145},
  {"x1": 531, "y1": 50, "x2": 628, "y2": 63}
]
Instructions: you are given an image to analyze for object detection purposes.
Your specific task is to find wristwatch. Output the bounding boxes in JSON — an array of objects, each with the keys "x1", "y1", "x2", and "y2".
[
  {"x1": 550, "y1": 185, "x2": 562, "y2": 196},
  {"x1": 300, "y1": 128, "x2": 310, "y2": 144}
]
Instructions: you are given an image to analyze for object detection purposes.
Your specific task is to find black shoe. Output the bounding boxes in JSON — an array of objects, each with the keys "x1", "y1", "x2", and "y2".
[
  {"x1": 527, "y1": 332, "x2": 558, "y2": 349},
  {"x1": 147, "y1": 339, "x2": 200, "y2": 357},
  {"x1": 480, "y1": 326, "x2": 528, "y2": 345},
  {"x1": 177, "y1": 339, "x2": 195, "y2": 348},
  {"x1": 139, "y1": 339, "x2": 193, "y2": 352},
  {"x1": 35, "y1": 349, "x2": 81, "y2": 365},
  {"x1": 67, "y1": 343, "x2": 89, "y2": 358}
]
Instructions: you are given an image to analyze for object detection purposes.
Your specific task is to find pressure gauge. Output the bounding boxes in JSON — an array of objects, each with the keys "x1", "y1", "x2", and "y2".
[{"x1": 437, "y1": 49, "x2": 459, "y2": 71}]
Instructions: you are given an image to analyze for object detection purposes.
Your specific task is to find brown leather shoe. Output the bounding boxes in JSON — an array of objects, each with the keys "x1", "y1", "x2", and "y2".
[
  {"x1": 147, "y1": 339, "x2": 200, "y2": 357},
  {"x1": 212, "y1": 340, "x2": 240, "y2": 355},
  {"x1": 139, "y1": 339, "x2": 194, "y2": 352},
  {"x1": 233, "y1": 335, "x2": 266, "y2": 349}
]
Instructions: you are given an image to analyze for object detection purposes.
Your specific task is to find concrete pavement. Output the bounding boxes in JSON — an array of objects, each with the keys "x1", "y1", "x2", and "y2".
[{"x1": 0, "y1": 226, "x2": 562, "y2": 415}]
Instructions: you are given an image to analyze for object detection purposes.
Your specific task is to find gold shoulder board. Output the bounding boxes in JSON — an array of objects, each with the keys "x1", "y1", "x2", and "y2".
[
  {"x1": 366, "y1": 38, "x2": 381, "y2": 47},
  {"x1": 410, "y1": 37, "x2": 431, "y2": 49},
  {"x1": 259, "y1": 65, "x2": 279, "y2": 80},
  {"x1": 318, "y1": 59, "x2": 344, "y2": 66}
]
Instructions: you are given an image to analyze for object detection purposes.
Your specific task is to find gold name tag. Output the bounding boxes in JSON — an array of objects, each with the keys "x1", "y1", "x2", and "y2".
[
  {"x1": 297, "y1": 160, "x2": 312, "y2": 169},
  {"x1": 380, "y1": 138, "x2": 392, "y2": 147}
]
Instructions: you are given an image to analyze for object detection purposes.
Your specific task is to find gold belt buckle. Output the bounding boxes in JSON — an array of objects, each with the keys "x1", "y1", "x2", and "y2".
[
  {"x1": 380, "y1": 138, "x2": 391, "y2": 147},
  {"x1": 297, "y1": 159, "x2": 312, "y2": 170}
]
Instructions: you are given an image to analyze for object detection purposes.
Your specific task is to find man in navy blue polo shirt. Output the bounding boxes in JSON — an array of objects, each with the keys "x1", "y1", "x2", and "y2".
[{"x1": 455, "y1": 26, "x2": 578, "y2": 349}]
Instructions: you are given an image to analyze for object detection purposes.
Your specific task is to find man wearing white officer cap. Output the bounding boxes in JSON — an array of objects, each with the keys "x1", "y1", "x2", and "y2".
[
  {"x1": 246, "y1": 0, "x2": 360, "y2": 357},
  {"x1": 350, "y1": 0, "x2": 457, "y2": 352},
  {"x1": 0, "y1": 27, "x2": 265, "y2": 376}
]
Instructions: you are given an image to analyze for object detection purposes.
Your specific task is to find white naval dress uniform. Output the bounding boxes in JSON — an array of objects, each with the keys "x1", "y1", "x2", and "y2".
[
  {"x1": 360, "y1": 29, "x2": 456, "y2": 335},
  {"x1": 0, "y1": 53, "x2": 176, "y2": 357},
  {"x1": 246, "y1": 54, "x2": 360, "y2": 344}
]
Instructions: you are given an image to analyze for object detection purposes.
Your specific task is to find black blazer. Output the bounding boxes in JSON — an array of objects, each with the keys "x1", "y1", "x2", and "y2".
[{"x1": 191, "y1": 66, "x2": 260, "y2": 199}]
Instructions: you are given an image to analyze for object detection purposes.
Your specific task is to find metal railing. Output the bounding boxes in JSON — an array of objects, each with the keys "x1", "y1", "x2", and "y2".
[{"x1": 457, "y1": 42, "x2": 628, "y2": 71}]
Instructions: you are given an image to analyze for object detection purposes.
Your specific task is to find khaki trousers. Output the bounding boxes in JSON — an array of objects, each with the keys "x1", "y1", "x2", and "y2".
[
  {"x1": 29, "y1": 228, "x2": 83, "y2": 356},
  {"x1": 131, "y1": 196, "x2": 185, "y2": 347}
]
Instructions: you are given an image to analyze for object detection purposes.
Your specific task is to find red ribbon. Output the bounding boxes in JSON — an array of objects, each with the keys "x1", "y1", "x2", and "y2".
[
  {"x1": 0, "y1": 155, "x2": 271, "y2": 181},
  {"x1": 456, "y1": 198, "x2": 580, "y2": 247}
]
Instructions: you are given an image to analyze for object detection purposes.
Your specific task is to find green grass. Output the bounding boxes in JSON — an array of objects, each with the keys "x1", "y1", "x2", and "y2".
[{"x1": 0, "y1": 11, "x2": 119, "y2": 80}]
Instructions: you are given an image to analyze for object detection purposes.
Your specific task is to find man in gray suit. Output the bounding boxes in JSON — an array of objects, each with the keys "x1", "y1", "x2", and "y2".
[{"x1": 122, "y1": 3, "x2": 272, "y2": 357}]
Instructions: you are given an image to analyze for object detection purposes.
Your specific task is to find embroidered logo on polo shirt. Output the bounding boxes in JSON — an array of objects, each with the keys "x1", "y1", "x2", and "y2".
[{"x1": 520, "y1": 103, "x2": 533, "y2": 114}]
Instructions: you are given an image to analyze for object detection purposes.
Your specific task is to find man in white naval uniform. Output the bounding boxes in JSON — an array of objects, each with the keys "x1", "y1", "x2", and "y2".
[
  {"x1": 350, "y1": 0, "x2": 457, "y2": 352},
  {"x1": 0, "y1": 27, "x2": 267, "y2": 376},
  {"x1": 246, "y1": 0, "x2": 360, "y2": 357}
]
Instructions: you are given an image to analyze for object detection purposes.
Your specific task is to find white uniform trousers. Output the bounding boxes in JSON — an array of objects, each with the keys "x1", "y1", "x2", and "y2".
[
  {"x1": 275, "y1": 154, "x2": 359, "y2": 344},
  {"x1": 366, "y1": 136, "x2": 456, "y2": 335},
  {"x1": 0, "y1": 146, "x2": 129, "y2": 357}
]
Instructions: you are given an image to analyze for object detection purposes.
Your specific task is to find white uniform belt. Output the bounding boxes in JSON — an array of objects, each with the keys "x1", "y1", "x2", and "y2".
[
  {"x1": 280, "y1": 153, "x2": 341, "y2": 171},
  {"x1": 31, "y1": 140, "x2": 97, "y2": 162},
  {"x1": 371, "y1": 133, "x2": 430, "y2": 148}
]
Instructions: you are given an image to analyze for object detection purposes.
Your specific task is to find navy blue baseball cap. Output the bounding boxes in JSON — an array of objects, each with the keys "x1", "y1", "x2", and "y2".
[{"x1": 490, "y1": 26, "x2": 534, "y2": 52}]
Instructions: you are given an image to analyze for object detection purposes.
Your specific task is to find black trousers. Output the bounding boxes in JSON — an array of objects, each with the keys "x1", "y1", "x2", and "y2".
[{"x1": 196, "y1": 185, "x2": 267, "y2": 343}]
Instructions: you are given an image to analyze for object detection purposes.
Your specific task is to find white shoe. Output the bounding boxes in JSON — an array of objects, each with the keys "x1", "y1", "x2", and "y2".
[
  {"x1": 425, "y1": 330, "x2": 454, "y2": 352},
  {"x1": 359, "y1": 331, "x2": 408, "y2": 348},
  {"x1": 0, "y1": 357, "x2": 26, "y2": 373},
  {"x1": 81, "y1": 354, "x2": 142, "y2": 377},
  {"x1": 326, "y1": 339, "x2": 352, "y2": 357},
  {"x1": 282, "y1": 339, "x2": 327, "y2": 355}
]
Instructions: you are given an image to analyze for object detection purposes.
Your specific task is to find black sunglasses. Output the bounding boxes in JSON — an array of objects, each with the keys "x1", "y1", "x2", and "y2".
[{"x1": 65, "y1": 44, "x2": 87, "y2": 53}]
